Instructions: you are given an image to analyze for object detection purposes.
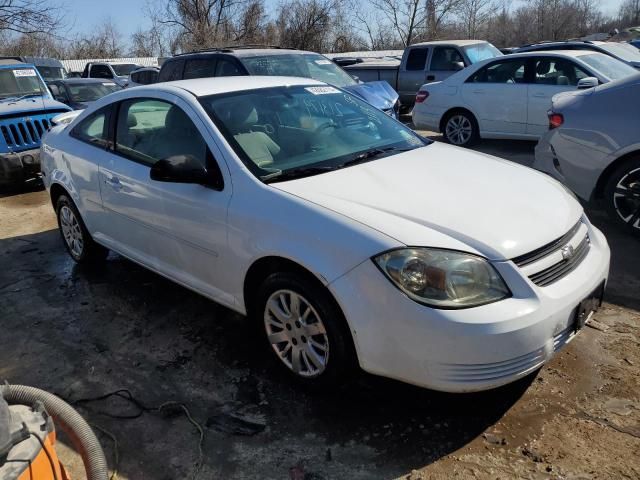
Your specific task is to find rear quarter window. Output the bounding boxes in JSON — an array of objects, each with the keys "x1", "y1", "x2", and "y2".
[{"x1": 158, "y1": 60, "x2": 184, "y2": 82}]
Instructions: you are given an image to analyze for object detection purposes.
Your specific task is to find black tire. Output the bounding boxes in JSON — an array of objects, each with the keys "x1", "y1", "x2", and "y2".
[
  {"x1": 442, "y1": 110, "x2": 479, "y2": 147},
  {"x1": 603, "y1": 157, "x2": 640, "y2": 237},
  {"x1": 56, "y1": 195, "x2": 109, "y2": 263},
  {"x1": 254, "y1": 271, "x2": 356, "y2": 388}
]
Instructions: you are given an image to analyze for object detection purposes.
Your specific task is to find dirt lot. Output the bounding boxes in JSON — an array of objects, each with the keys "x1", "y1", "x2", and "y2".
[{"x1": 1, "y1": 135, "x2": 639, "y2": 480}]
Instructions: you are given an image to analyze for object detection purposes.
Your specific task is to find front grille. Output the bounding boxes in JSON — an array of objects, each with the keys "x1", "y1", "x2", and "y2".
[
  {"x1": 528, "y1": 234, "x2": 590, "y2": 287},
  {"x1": 511, "y1": 219, "x2": 591, "y2": 287},
  {"x1": 0, "y1": 116, "x2": 53, "y2": 150},
  {"x1": 512, "y1": 220, "x2": 582, "y2": 267}
]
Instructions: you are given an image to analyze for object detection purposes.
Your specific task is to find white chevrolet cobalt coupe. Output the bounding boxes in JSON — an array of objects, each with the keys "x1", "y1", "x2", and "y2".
[{"x1": 41, "y1": 77, "x2": 610, "y2": 392}]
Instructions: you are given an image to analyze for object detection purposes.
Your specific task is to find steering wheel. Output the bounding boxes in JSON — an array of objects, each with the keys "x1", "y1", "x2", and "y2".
[{"x1": 314, "y1": 121, "x2": 337, "y2": 134}]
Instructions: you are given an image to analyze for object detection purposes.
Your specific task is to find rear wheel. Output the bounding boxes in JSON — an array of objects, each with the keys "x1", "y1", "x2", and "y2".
[
  {"x1": 603, "y1": 157, "x2": 640, "y2": 236},
  {"x1": 255, "y1": 271, "x2": 355, "y2": 388},
  {"x1": 56, "y1": 195, "x2": 109, "y2": 263},
  {"x1": 443, "y1": 111, "x2": 479, "y2": 147}
]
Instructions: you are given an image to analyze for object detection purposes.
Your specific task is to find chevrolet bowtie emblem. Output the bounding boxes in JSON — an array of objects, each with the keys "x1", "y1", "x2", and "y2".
[{"x1": 561, "y1": 244, "x2": 575, "y2": 261}]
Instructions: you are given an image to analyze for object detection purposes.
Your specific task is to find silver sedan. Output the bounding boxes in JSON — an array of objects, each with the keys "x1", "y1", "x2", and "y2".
[{"x1": 535, "y1": 73, "x2": 640, "y2": 236}]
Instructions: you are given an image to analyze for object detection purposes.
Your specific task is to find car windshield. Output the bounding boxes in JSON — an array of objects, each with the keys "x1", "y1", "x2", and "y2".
[
  {"x1": 240, "y1": 54, "x2": 357, "y2": 88},
  {"x1": 200, "y1": 85, "x2": 426, "y2": 182},
  {"x1": 112, "y1": 64, "x2": 138, "y2": 76},
  {"x1": 0, "y1": 68, "x2": 46, "y2": 99},
  {"x1": 580, "y1": 53, "x2": 638, "y2": 81},
  {"x1": 463, "y1": 43, "x2": 503, "y2": 63},
  {"x1": 598, "y1": 42, "x2": 640, "y2": 62},
  {"x1": 37, "y1": 66, "x2": 66, "y2": 81},
  {"x1": 67, "y1": 82, "x2": 121, "y2": 102}
]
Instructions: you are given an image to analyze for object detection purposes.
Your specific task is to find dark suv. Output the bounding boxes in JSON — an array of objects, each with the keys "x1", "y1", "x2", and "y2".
[
  {"x1": 513, "y1": 41, "x2": 640, "y2": 69},
  {"x1": 158, "y1": 46, "x2": 399, "y2": 117}
]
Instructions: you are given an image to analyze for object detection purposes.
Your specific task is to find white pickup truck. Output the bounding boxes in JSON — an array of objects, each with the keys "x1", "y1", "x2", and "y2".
[{"x1": 337, "y1": 40, "x2": 503, "y2": 111}]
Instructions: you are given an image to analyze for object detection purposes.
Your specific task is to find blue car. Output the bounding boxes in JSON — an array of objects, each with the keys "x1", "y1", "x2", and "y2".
[{"x1": 0, "y1": 59, "x2": 70, "y2": 187}]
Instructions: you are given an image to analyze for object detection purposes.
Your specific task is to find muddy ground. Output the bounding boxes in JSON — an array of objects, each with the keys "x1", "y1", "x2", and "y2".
[{"x1": 0, "y1": 137, "x2": 639, "y2": 480}]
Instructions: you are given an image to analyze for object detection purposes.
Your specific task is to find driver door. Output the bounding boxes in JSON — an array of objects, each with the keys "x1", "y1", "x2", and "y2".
[{"x1": 98, "y1": 93, "x2": 234, "y2": 304}]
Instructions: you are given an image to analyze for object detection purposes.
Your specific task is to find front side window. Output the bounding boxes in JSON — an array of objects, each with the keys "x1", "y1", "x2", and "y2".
[
  {"x1": 200, "y1": 85, "x2": 427, "y2": 182},
  {"x1": 70, "y1": 107, "x2": 111, "y2": 147},
  {"x1": 240, "y1": 54, "x2": 356, "y2": 87},
  {"x1": 184, "y1": 58, "x2": 217, "y2": 79},
  {"x1": 115, "y1": 98, "x2": 207, "y2": 167},
  {"x1": 0, "y1": 68, "x2": 47, "y2": 99},
  {"x1": 533, "y1": 58, "x2": 589, "y2": 86},
  {"x1": 467, "y1": 59, "x2": 527, "y2": 83},
  {"x1": 430, "y1": 47, "x2": 464, "y2": 71},
  {"x1": 406, "y1": 48, "x2": 429, "y2": 71}
]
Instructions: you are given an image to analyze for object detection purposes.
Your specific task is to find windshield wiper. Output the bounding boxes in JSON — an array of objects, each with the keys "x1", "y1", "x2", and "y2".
[
  {"x1": 262, "y1": 166, "x2": 337, "y2": 183},
  {"x1": 0, "y1": 93, "x2": 41, "y2": 103},
  {"x1": 337, "y1": 146, "x2": 416, "y2": 168}
]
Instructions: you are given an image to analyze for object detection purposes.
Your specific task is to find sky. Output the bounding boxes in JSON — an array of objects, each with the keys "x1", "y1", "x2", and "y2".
[{"x1": 63, "y1": 0, "x2": 628, "y2": 41}]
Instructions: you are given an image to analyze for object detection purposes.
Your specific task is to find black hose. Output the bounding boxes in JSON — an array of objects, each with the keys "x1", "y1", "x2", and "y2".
[{"x1": 1, "y1": 384, "x2": 108, "y2": 480}]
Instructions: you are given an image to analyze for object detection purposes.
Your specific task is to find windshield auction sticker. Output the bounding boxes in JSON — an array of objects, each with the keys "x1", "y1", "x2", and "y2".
[
  {"x1": 305, "y1": 86, "x2": 340, "y2": 95},
  {"x1": 13, "y1": 69, "x2": 37, "y2": 77}
]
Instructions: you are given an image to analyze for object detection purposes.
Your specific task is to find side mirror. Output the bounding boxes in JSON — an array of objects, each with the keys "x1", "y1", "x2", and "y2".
[
  {"x1": 150, "y1": 155, "x2": 213, "y2": 185},
  {"x1": 452, "y1": 61, "x2": 465, "y2": 71},
  {"x1": 351, "y1": 74, "x2": 360, "y2": 82},
  {"x1": 577, "y1": 77, "x2": 598, "y2": 89}
]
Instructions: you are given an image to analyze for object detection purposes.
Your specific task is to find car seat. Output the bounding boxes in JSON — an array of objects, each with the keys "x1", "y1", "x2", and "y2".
[{"x1": 228, "y1": 100, "x2": 280, "y2": 168}]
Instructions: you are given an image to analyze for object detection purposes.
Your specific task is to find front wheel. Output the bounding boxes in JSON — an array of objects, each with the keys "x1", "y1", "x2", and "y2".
[
  {"x1": 603, "y1": 157, "x2": 640, "y2": 236},
  {"x1": 443, "y1": 111, "x2": 479, "y2": 147},
  {"x1": 255, "y1": 272, "x2": 355, "y2": 387}
]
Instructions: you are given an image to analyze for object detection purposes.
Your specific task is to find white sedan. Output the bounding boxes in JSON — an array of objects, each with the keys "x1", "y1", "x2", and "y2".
[
  {"x1": 41, "y1": 77, "x2": 610, "y2": 392},
  {"x1": 412, "y1": 50, "x2": 638, "y2": 146}
]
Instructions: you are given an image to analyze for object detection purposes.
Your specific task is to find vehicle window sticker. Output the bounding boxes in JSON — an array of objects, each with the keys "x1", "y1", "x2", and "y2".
[
  {"x1": 305, "y1": 86, "x2": 340, "y2": 95},
  {"x1": 13, "y1": 69, "x2": 37, "y2": 77}
]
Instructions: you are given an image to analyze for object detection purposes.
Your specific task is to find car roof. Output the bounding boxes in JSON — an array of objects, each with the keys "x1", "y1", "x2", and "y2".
[
  {"x1": 147, "y1": 76, "x2": 325, "y2": 97},
  {"x1": 56, "y1": 78, "x2": 120, "y2": 85},
  {"x1": 169, "y1": 48, "x2": 312, "y2": 59},
  {"x1": 411, "y1": 39, "x2": 489, "y2": 47},
  {"x1": 0, "y1": 59, "x2": 25, "y2": 66},
  {"x1": 506, "y1": 50, "x2": 598, "y2": 58}
]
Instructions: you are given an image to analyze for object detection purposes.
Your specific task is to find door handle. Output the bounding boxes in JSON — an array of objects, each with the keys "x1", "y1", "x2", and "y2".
[
  {"x1": 532, "y1": 92, "x2": 547, "y2": 98},
  {"x1": 426, "y1": 75, "x2": 435, "y2": 81},
  {"x1": 105, "y1": 176, "x2": 122, "y2": 190},
  {"x1": 472, "y1": 90, "x2": 485, "y2": 94}
]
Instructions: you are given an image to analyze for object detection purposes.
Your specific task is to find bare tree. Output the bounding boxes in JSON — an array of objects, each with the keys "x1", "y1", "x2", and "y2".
[
  {"x1": 67, "y1": 19, "x2": 125, "y2": 58},
  {"x1": 0, "y1": 0, "x2": 63, "y2": 35},
  {"x1": 456, "y1": 0, "x2": 498, "y2": 38},
  {"x1": 275, "y1": 0, "x2": 337, "y2": 51},
  {"x1": 619, "y1": 0, "x2": 640, "y2": 26}
]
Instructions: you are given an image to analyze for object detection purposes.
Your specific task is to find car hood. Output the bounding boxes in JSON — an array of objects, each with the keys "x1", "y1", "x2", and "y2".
[
  {"x1": 272, "y1": 142, "x2": 583, "y2": 260},
  {"x1": 0, "y1": 96, "x2": 70, "y2": 115},
  {"x1": 342, "y1": 81, "x2": 399, "y2": 110}
]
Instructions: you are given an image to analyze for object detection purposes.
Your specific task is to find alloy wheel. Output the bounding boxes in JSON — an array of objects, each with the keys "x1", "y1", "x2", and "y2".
[
  {"x1": 613, "y1": 167, "x2": 640, "y2": 231},
  {"x1": 445, "y1": 114, "x2": 473, "y2": 146},
  {"x1": 264, "y1": 289, "x2": 330, "y2": 377},
  {"x1": 59, "y1": 205, "x2": 84, "y2": 257}
]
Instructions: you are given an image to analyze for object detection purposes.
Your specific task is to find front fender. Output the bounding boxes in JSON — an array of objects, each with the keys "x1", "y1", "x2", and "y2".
[{"x1": 225, "y1": 179, "x2": 401, "y2": 313}]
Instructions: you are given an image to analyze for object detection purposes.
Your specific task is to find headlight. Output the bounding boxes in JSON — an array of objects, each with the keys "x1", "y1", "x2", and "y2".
[{"x1": 374, "y1": 248, "x2": 510, "y2": 309}]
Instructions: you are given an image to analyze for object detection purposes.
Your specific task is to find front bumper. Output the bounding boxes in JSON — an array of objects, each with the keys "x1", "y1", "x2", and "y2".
[
  {"x1": 0, "y1": 148, "x2": 41, "y2": 186},
  {"x1": 329, "y1": 223, "x2": 610, "y2": 392}
]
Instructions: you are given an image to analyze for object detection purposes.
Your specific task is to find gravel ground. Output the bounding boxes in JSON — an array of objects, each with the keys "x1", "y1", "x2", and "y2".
[{"x1": 0, "y1": 135, "x2": 638, "y2": 480}]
